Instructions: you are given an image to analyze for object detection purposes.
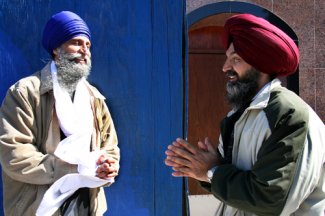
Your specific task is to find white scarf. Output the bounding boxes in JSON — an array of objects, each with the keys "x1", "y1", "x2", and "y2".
[{"x1": 36, "y1": 61, "x2": 113, "y2": 216}]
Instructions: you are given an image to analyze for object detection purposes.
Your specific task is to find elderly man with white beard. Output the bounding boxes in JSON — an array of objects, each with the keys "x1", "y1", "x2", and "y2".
[{"x1": 0, "y1": 11, "x2": 120, "y2": 216}]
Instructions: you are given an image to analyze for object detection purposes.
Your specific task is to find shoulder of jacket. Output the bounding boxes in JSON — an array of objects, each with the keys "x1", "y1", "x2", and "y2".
[
  {"x1": 84, "y1": 82, "x2": 106, "y2": 100},
  {"x1": 264, "y1": 87, "x2": 309, "y2": 130},
  {"x1": 9, "y1": 71, "x2": 42, "y2": 95}
]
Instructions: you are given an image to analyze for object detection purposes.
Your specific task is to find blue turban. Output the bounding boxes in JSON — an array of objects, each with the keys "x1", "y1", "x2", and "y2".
[{"x1": 42, "y1": 11, "x2": 91, "y2": 54}]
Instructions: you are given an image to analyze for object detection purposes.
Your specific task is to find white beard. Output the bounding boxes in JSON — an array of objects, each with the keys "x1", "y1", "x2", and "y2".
[{"x1": 55, "y1": 49, "x2": 92, "y2": 96}]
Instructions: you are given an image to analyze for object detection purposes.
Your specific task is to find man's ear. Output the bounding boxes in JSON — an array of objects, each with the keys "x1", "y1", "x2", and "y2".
[
  {"x1": 53, "y1": 48, "x2": 58, "y2": 56},
  {"x1": 52, "y1": 48, "x2": 59, "y2": 60}
]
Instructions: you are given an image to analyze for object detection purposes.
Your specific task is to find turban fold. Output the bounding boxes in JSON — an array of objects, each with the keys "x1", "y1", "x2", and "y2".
[
  {"x1": 42, "y1": 11, "x2": 91, "y2": 54},
  {"x1": 223, "y1": 14, "x2": 299, "y2": 77}
]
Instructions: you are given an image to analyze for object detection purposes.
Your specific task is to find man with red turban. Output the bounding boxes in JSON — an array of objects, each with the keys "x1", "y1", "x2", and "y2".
[
  {"x1": 0, "y1": 11, "x2": 120, "y2": 215},
  {"x1": 165, "y1": 14, "x2": 325, "y2": 215}
]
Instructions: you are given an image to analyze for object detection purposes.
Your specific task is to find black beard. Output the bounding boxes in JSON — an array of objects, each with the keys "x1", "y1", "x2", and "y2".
[
  {"x1": 225, "y1": 68, "x2": 260, "y2": 110},
  {"x1": 55, "y1": 49, "x2": 91, "y2": 95}
]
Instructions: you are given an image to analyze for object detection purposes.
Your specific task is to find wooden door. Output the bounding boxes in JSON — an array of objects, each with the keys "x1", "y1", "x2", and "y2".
[{"x1": 187, "y1": 19, "x2": 232, "y2": 195}]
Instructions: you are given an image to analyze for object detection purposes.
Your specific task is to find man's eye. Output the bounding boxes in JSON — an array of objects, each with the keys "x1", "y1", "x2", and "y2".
[{"x1": 70, "y1": 40, "x2": 79, "y2": 46}]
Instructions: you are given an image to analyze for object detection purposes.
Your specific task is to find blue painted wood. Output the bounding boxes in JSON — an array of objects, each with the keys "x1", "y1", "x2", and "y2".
[
  {"x1": 0, "y1": 1, "x2": 184, "y2": 215},
  {"x1": 150, "y1": 1, "x2": 185, "y2": 215}
]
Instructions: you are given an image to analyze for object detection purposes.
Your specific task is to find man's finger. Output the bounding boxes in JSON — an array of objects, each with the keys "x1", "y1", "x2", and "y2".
[
  {"x1": 204, "y1": 137, "x2": 216, "y2": 153},
  {"x1": 166, "y1": 154, "x2": 192, "y2": 167},
  {"x1": 165, "y1": 149, "x2": 178, "y2": 156},
  {"x1": 105, "y1": 172, "x2": 118, "y2": 178},
  {"x1": 175, "y1": 138, "x2": 198, "y2": 155},
  {"x1": 198, "y1": 140, "x2": 208, "y2": 151},
  {"x1": 97, "y1": 155, "x2": 106, "y2": 164},
  {"x1": 165, "y1": 159, "x2": 184, "y2": 168},
  {"x1": 104, "y1": 158, "x2": 116, "y2": 164},
  {"x1": 171, "y1": 171, "x2": 185, "y2": 177},
  {"x1": 168, "y1": 144, "x2": 196, "y2": 162}
]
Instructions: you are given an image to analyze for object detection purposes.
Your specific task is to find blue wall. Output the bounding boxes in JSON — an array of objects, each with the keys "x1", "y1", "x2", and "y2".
[{"x1": 0, "y1": 1, "x2": 184, "y2": 215}]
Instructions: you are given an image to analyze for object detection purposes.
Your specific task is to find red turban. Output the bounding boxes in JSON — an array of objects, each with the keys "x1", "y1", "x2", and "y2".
[{"x1": 223, "y1": 14, "x2": 299, "y2": 77}]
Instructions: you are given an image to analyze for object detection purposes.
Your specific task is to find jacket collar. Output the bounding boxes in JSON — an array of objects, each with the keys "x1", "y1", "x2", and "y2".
[
  {"x1": 227, "y1": 78, "x2": 282, "y2": 117},
  {"x1": 39, "y1": 61, "x2": 105, "y2": 100},
  {"x1": 248, "y1": 78, "x2": 282, "y2": 110},
  {"x1": 40, "y1": 62, "x2": 53, "y2": 95}
]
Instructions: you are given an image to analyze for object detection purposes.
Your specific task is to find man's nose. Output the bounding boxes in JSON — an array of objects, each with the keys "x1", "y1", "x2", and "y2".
[
  {"x1": 80, "y1": 43, "x2": 89, "y2": 54},
  {"x1": 222, "y1": 58, "x2": 232, "y2": 73}
]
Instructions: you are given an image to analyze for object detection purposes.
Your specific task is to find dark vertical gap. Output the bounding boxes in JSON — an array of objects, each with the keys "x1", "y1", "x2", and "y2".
[
  {"x1": 150, "y1": 0, "x2": 156, "y2": 215},
  {"x1": 287, "y1": 70, "x2": 299, "y2": 95},
  {"x1": 182, "y1": 0, "x2": 190, "y2": 215}
]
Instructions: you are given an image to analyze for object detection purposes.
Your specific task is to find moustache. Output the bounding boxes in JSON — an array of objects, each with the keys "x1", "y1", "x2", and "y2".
[
  {"x1": 65, "y1": 53, "x2": 90, "y2": 62},
  {"x1": 226, "y1": 70, "x2": 238, "y2": 77}
]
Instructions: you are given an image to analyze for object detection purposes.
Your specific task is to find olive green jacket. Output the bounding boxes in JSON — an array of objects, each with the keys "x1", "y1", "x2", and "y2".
[
  {"x1": 202, "y1": 79, "x2": 325, "y2": 216},
  {"x1": 0, "y1": 63, "x2": 120, "y2": 216}
]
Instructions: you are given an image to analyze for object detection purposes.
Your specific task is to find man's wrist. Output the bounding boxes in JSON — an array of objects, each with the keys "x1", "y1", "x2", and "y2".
[{"x1": 206, "y1": 166, "x2": 218, "y2": 183}]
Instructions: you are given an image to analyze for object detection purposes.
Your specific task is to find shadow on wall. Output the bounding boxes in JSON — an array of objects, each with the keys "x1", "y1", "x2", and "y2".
[
  {"x1": 0, "y1": 30, "x2": 31, "y2": 103},
  {"x1": 0, "y1": 30, "x2": 33, "y2": 216}
]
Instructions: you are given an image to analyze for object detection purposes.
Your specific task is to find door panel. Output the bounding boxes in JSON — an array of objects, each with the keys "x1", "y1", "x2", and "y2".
[{"x1": 188, "y1": 25, "x2": 230, "y2": 195}]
